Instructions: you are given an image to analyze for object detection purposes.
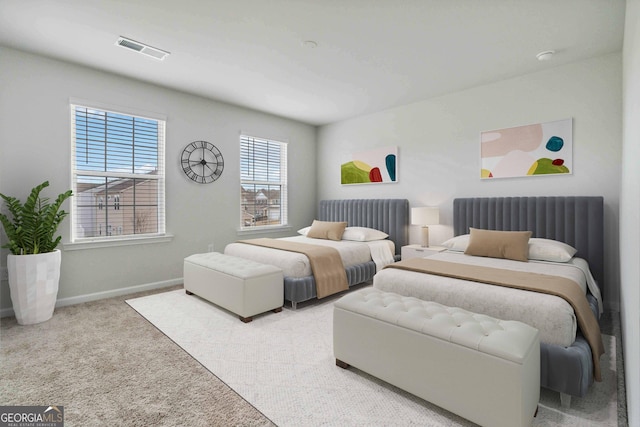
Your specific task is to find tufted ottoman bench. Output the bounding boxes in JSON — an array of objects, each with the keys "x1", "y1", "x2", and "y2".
[
  {"x1": 333, "y1": 288, "x2": 540, "y2": 427},
  {"x1": 184, "y1": 252, "x2": 284, "y2": 323}
]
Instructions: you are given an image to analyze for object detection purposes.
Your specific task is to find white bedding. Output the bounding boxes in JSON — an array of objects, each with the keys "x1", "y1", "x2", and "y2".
[
  {"x1": 224, "y1": 236, "x2": 395, "y2": 278},
  {"x1": 373, "y1": 251, "x2": 601, "y2": 347}
]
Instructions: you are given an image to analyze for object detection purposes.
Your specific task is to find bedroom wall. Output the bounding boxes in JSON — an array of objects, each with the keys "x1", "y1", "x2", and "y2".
[
  {"x1": 317, "y1": 53, "x2": 622, "y2": 312},
  {"x1": 621, "y1": 1, "x2": 640, "y2": 425},
  {"x1": 0, "y1": 47, "x2": 317, "y2": 313}
]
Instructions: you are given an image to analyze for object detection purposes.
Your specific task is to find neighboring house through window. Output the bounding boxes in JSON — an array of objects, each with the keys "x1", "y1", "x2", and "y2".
[
  {"x1": 71, "y1": 103, "x2": 166, "y2": 241},
  {"x1": 240, "y1": 135, "x2": 288, "y2": 229}
]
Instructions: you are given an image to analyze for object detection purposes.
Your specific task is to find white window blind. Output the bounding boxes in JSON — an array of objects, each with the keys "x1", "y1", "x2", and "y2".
[
  {"x1": 71, "y1": 104, "x2": 165, "y2": 241},
  {"x1": 240, "y1": 135, "x2": 288, "y2": 229}
]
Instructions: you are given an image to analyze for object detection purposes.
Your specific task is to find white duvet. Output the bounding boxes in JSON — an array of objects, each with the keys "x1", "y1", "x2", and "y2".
[
  {"x1": 224, "y1": 236, "x2": 395, "y2": 278},
  {"x1": 373, "y1": 251, "x2": 602, "y2": 347}
]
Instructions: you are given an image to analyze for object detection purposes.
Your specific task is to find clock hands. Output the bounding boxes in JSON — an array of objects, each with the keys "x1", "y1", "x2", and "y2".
[
  {"x1": 204, "y1": 162, "x2": 218, "y2": 173},
  {"x1": 188, "y1": 158, "x2": 218, "y2": 175},
  {"x1": 182, "y1": 141, "x2": 224, "y2": 183}
]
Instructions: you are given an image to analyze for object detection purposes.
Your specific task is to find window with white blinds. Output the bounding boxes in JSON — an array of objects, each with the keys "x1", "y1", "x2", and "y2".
[
  {"x1": 240, "y1": 135, "x2": 288, "y2": 229},
  {"x1": 71, "y1": 104, "x2": 165, "y2": 241}
]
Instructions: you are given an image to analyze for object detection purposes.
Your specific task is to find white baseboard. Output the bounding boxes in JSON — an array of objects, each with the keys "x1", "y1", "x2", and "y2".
[
  {"x1": 1, "y1": 278, "x2": 620, "y2": 319},
  {"x1": 0, "y1": 278, "x2": 183, "y2": 319}
]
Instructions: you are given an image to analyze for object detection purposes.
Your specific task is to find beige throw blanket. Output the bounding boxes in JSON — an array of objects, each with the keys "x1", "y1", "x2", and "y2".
[
  {"x1": 238, "y1": 238, "x2": 348, "y2": 299},
  {"x1": 385, "y1": 258, "x2": 605, "y2": 381}
]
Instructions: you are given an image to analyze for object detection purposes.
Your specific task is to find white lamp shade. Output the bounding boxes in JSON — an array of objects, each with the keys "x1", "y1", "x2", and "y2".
[{"x1": 411, "y1": 207, "x2": 440, "y2": 225}]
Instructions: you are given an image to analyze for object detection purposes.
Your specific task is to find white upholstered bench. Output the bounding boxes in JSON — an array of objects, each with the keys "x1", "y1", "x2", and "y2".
[
  {"x1": 184, "y1": 252, "x2": 284, "y2": 323},
  {"x1": 333, "y1": 288, "x2": 540, "y2": 427}
]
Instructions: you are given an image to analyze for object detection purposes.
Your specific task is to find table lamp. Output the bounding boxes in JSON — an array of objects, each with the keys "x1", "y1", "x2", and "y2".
[{"x1": 411, "y1": 207, "x2": 440, "y2": 247}]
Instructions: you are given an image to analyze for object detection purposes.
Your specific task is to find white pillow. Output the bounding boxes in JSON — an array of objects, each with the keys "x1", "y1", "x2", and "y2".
[
  {"x1": 441, "y1": 234, "x2": 577, "y2": 263},
  {"x1": 528, "y1": 238, "x2": 577, "y2": 262},
  {"x1": 341, "y1": 227, "x2": 388, "y2": 242},
  {"x1": 297, "y1": 226, "x2": 311, "y2": 236},
  {"x1": 441, "y1": 234, "x2": 470, "y2": 252}
]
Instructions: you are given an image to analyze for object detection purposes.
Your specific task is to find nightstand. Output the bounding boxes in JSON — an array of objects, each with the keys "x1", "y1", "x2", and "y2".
[{"x1": 401, "y1": 244, "x2": 446, "y2": 260}]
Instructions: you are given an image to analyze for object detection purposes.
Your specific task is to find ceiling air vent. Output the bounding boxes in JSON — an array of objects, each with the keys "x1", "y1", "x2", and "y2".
[{"x1": 116, "y1": 37, "x2": 170, "y2": 61}]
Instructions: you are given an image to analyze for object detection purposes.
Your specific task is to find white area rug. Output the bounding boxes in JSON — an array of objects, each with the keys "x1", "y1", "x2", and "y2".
[{"x1": 126, "y1": 289, "x2": 617, "y2": 427}]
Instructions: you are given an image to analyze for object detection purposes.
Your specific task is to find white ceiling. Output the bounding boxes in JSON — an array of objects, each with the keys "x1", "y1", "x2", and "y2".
[{"x1": 0, "y1": 0, "x2": 626, "y2": 126}]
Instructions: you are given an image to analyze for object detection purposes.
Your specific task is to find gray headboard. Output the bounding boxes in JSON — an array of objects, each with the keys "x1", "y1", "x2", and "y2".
[
  {"x1": 453, "y1": 197, "x2": 604, "y2": 294},
  {"x1": 318, "y1": 199, "x2": 409, "y2": 255}
]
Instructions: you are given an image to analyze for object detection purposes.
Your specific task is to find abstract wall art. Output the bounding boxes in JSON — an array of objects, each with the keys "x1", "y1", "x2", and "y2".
[
  {"x1": 480, "y1": 118, "x2": 572, "y2": 179},
  {"x1": 341, "y1": 146, "x2": 397, "y2": 185}
]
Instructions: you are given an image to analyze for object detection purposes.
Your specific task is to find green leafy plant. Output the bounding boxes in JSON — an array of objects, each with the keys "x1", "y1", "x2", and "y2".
[{"x1": 0, "y1": 181, "x2": 73, "y2": 255}]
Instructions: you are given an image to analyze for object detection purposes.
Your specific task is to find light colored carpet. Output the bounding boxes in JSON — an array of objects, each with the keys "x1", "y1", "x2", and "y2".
[{"x1": 127, "y1": 289, "x2": 618, "y2": 427}]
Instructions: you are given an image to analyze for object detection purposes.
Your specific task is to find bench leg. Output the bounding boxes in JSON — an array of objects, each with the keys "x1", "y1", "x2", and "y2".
[
  {"x1": 273, "y1": 307, "x2": 283, "y2": 313},
  {"x1": 185, "y1": 290, "x2": 194, "y2": 295},
  {"x1": 336, "y1": 359, "x2": 350, "y2": 369},
  {"x1": 239, "y1": 315, "x2": 253, "y2": 323},
  {"x1": 560, "y1": 393, "x2": 571, "y2": 408}
]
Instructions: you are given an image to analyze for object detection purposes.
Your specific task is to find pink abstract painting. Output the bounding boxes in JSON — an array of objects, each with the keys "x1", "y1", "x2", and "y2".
[{"x1": 480, "y1": 118, "x2": 572, "y2": 179}]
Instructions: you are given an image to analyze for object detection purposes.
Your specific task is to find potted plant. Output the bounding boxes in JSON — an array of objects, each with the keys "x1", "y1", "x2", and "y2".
[{"x1": 0, "y1": 181, "x2": 72, "y2": 325}]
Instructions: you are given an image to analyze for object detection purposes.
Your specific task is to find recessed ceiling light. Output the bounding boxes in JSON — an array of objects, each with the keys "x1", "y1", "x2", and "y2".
[
  {"x1": 301, "y1": 40, "x2": 318, "y2": 49},
  {"x1": 116, "y1": 36, "x2": 170, "y2": 60},
  {"x1": 536, "y1": 50, "x2": 555, "y2": 61}
]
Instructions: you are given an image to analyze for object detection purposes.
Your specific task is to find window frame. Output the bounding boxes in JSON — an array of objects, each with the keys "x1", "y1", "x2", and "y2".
[
  {"x1": 69, "y1": 100, "x2": 167, "y2": 246},
  {"x1": 239, "y1": 134, "x2": 288, "y2": 231}
]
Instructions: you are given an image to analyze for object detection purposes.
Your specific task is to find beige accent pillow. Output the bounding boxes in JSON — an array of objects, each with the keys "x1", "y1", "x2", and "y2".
[
  {"x1": 306, "y1": 220, "x2": 347, "y2": 241},
  {"x1": 464, "y1": 228, "x2": 531, "y2": 262}
]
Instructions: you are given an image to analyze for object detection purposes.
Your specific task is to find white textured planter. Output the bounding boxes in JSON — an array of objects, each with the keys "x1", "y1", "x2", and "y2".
[{"x1": 7, "y1": 250, "x2": 61, "y2": 325}]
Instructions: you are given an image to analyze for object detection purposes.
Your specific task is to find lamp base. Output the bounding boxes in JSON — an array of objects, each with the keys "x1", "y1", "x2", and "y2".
[{"x1": 421, "y1": 226, "x2": 430, "y2": 247}]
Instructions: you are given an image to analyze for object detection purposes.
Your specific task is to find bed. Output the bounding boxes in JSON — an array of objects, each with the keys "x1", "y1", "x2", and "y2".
[
  {"x1": 373, "y1": 196, "x2": 604, "y2": 405},
  {"x1": 224, "y1": 199, "x2": 410, "y2": 309}
]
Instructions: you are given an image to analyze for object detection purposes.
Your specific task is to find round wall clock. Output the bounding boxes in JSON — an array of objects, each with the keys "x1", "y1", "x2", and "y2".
[{"x1": 181, "y1": 140, "x2": 224, "y2": 184}]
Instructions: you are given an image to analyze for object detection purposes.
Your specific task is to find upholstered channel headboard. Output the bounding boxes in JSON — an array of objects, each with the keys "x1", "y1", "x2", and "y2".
[
  {"x1": 453, "y1": 197, "x2": 604, "y2": 293},
  {"x1": 318, "y1": 199, "x2": 410, "y2": 256}
]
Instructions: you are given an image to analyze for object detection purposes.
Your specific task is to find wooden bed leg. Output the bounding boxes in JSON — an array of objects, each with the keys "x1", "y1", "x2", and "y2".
[
  {"x1": 336, "y1": 359, "x2": 350, "y2": 369},
  {"x1": 272, "y1": 307, "x2": 283, "y2": 313},
  {"x1": 239, "y1": 316, "x2": 253, "y2": 323},
  {"x1": 560, "y1": 393, "x2": 571, "y2": 408},
  {"x1": 185, "y1": 290, "x2": 194, "y2": 295}
]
